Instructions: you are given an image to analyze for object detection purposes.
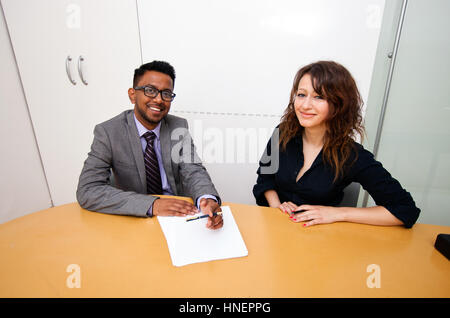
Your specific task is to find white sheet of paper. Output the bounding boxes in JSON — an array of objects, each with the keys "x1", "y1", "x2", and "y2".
[{"x1": 157, "y1": 206, "x2": 248, "y2": 267}]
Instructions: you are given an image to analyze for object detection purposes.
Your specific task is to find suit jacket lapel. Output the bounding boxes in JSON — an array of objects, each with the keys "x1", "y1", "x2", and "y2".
[
  {"x1": 126, "y1": 111, "x2": 147, "y2": 193},
  {"x1": 160, "y1": 118, "x2": 178, "y2": 195}
]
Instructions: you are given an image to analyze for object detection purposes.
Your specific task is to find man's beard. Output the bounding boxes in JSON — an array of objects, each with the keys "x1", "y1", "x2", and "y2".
[{"x1": 137, "y1": 103, "x2": 166, "y2": 126}]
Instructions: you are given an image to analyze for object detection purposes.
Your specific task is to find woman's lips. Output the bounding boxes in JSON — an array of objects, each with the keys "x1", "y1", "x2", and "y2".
[{"x1": 300, "y1": 112, "x2": 315, "y2": 118}]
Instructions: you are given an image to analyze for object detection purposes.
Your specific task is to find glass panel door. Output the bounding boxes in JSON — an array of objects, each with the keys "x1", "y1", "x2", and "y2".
[{"x1": 367, "y1": 0, "x2": 450, "y2": 225}]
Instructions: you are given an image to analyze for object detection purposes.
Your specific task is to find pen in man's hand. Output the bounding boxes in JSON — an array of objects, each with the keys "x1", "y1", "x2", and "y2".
[{"x1": 186, "y1": 211, "x2": 222, "y2": 222}]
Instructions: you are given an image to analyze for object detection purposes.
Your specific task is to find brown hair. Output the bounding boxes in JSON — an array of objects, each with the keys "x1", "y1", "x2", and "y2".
[{"x1": 279, "y1": 61, "x2": 365, "y2": 181}]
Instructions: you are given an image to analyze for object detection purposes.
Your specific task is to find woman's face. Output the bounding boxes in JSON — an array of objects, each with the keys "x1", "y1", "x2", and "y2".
[{"x1": 294, "y1": 73, "x2": 330, "y2": 131}]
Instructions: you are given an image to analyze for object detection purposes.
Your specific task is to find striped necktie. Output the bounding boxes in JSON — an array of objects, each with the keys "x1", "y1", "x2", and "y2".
[{"x1": 143, "y1": 131, "x2": 163, "y2": 195}]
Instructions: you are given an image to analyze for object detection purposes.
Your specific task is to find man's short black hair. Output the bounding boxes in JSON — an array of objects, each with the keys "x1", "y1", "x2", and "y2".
[{"x1": 133, "y1": 60, "x2": 176, "y2": 88}]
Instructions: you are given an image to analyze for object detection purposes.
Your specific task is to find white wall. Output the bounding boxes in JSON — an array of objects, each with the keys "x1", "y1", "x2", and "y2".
[
  {"x1": 180, "y1": 112, "x2": 280, "y2": 204},
  {"x1": 138, "y1": 0, "x2": 385, "y2": 116},
  {"x1": 0, "y1": 4, "x2": 52, "y2": 223},
  {"x1": 138, "y1": 0, "x2": 386, "y2": 204}
]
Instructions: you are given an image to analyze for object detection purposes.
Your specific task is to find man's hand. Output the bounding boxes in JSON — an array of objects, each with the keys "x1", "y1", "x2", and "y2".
[
  {"x1": 152, "y1": 198, "x2": 198, "y2": 216},
  {"x1": 199, "y1": 198, "x2": 223, "y2": 230}
]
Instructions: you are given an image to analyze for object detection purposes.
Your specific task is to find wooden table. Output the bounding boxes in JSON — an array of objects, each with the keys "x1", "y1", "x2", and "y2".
[{"x1": 0, "y1": 199, "x2": 449, "y2": 298}]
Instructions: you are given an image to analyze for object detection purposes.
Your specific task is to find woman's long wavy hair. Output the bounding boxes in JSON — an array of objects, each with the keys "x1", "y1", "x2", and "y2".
[{"x1": 279, "y1": 61, "x2": 365, "y2": 182}]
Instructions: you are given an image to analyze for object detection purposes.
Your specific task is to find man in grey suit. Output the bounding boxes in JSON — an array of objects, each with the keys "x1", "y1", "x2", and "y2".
[{"x1": 77, "y1": 61, "x2": 223, "y2": 230}]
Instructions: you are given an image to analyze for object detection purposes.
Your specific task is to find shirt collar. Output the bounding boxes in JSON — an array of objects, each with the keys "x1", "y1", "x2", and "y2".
[{"x1": 133, "y1": 113, "x2": 161, "y2": 140}]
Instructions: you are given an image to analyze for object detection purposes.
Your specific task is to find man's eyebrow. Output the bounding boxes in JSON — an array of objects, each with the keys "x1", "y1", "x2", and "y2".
[{"x1": 141, "y1": 84, "x2": 173, "y2": 91}]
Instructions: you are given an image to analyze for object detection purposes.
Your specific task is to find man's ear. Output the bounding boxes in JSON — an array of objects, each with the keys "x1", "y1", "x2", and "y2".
[{"x1": 128, "y1": 88, "x2": 136, "y2": 104}]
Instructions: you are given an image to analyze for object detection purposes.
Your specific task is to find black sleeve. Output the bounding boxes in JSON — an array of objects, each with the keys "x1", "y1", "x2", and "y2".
[
  {"x1": 252, "y1": 130, "x2": 278, "y2": 206},
  {"x1": 351, "y1": 146, "x2": 421, "y2": 228}
]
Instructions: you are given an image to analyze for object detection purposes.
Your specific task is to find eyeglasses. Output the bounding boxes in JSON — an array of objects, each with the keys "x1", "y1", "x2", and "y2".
[{"x1": 134, "y1": 85, "x2": 176, "y2": 102}]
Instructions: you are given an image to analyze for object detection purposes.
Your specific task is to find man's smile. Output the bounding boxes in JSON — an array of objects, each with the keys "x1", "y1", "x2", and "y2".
[{"x1": 147, "y1": 103, "x2": 165, "y2": 113}]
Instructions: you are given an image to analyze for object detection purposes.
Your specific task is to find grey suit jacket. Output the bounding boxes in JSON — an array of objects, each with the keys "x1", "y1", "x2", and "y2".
[{"x1": 76, "y1": 110, "x2": 220, "y2": 217}]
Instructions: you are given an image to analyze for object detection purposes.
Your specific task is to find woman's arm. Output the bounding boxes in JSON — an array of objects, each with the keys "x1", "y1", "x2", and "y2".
[
  {"x1": 339, "y1": 206, "x2": 404, "y2": 226},
  {"x1": 348, "y1": 146, "x2": 420, "y2": 228},
  {"x1": 264, "y1": 190, "x2": 282, "y2": 208},
  {"x1": 290, "y1": 205, "x2": 404, "y2": 227},
  {"x1": 264, "y1": 190, "x2": 300, "y2": 214}
]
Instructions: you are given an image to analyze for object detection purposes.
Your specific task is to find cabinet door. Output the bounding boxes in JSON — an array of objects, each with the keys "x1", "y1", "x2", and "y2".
[{"x1": 2, "y1": 0, "x2": 141, "y2": 205}]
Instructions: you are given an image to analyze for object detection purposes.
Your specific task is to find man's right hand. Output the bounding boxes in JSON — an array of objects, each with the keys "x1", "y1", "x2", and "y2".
[{"x1": 152, "y1": 198, "x2": 198, "y2": 216}]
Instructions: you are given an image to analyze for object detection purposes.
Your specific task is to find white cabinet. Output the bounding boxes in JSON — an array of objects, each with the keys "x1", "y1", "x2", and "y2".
[{"x1": 2, "y1": 0, "x2": 141, "y2": 205}]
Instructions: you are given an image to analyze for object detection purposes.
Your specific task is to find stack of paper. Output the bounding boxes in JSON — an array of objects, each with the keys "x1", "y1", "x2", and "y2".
[{"x1": 157, "y1": 206, "x2": 248, "y2": 267}]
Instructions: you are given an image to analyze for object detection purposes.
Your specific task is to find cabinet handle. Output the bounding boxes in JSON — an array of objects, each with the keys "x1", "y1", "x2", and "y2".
[
  {"x1": 65, "y1": 56, "x2": 76, "y2": 85},
  {"x1": 78, "y1": 55, "x2": 88, "y2": 85}
]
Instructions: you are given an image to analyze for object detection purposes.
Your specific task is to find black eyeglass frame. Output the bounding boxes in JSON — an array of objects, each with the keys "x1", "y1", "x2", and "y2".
[{"x1": 134, "y1": 85, "x2": 176, "y2": 102}]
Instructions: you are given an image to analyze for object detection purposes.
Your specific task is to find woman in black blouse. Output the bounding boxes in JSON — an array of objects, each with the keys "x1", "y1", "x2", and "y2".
[{"x1": 253, "y1": 61, "x2": 420, "y2": 228}]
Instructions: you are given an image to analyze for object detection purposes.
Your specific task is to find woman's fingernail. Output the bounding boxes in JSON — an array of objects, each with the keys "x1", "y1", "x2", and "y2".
[{"x1": 303, "y1": 224, "x2": 307, "y2": 227}]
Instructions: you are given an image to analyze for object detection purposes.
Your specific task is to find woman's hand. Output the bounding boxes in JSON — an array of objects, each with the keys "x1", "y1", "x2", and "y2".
[
  {"x1": 289, "y1": 205, "x2": 344, "y2": 227},
  {"x1": 278, "y1": 201, "x2": 299, "y2": 214}
]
